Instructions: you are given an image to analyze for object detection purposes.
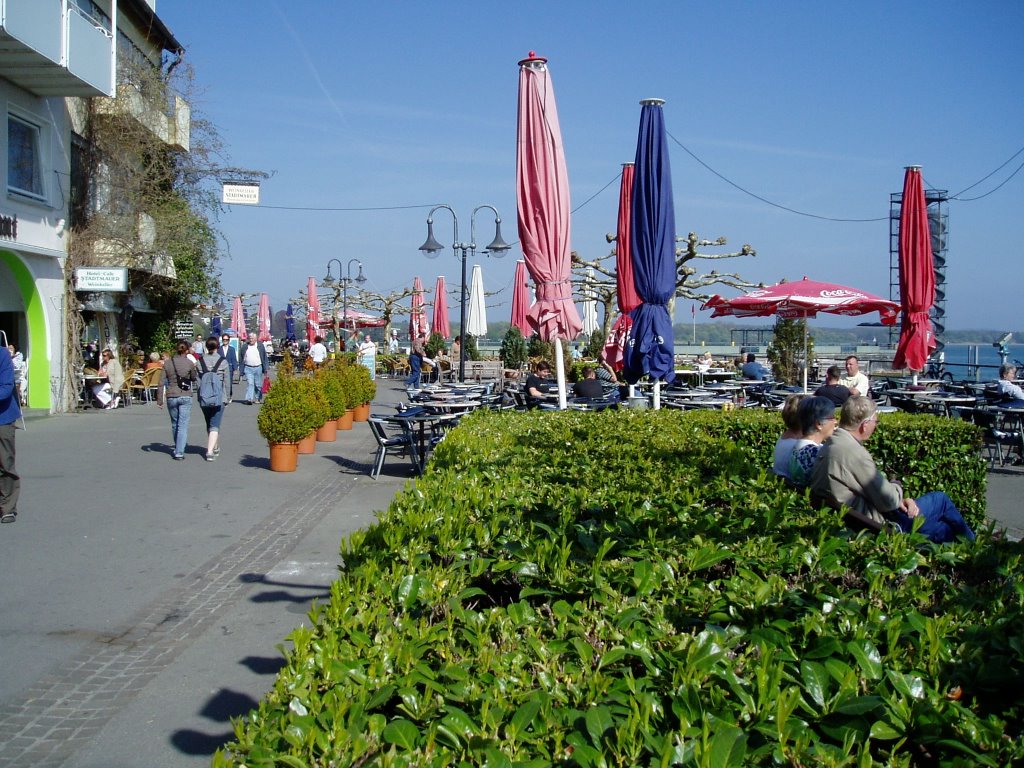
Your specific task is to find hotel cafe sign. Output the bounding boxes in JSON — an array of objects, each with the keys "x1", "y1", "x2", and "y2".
[{"x1": 75, "y1": 267, "x2": 128, "y2": 292}]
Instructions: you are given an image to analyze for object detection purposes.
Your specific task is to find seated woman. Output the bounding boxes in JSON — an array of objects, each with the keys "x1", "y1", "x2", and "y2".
[
  {"x1": 787, "y1": 396, "x2": 838, "y2": 488},
  {"x1": 144, "y1": 351, "x2": 163, "y2": 371},
  {"x1": 772, "y1": 394, "x2": 807, "y2": 479},
  {"x1": 92, "y1": 349, "x2": 125, "y2": 409},
  {"x1": 996, "y1": 363, "x2": 1024, "y2": 405}
]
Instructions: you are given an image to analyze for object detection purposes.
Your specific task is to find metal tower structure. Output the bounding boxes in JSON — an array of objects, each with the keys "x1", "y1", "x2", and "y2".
[{"x1": 889, "y1": 187, "x2": 948, "y2": 356}]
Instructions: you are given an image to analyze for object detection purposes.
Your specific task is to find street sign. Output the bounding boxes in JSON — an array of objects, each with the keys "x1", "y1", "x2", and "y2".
[
  {"x1": 222, "y1": 181, "x2": 260, "y2": 205},
  {"x1": 173, "y1": 320, "x2": 194, "y2": 339},
  {"x1": 75, "y1": 267, "x2": 128, "y2": 292}
]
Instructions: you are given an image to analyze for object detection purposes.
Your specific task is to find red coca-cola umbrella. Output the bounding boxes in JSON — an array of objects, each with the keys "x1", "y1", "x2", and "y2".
[
  {"x1": 337, "y1": 309, "x2": 386, "y2": 328},
  {"x1": 306, "y1": 276, "x2": 320, "y2": 344},
  {"x1": 891, "y1": 165, "x2": 937, "y2": 372},
  {"x1": 516, "y1": 52, "x2": 581, "y2": 408},
  {"x1": 704, "y1": 276, "x2": 898, "y2": 390},
  {"x1": 432, "y1": 276, "x2": 451, "y2": 340},
  {"x1": 603, "y1": 162, "x2": 639, "y2": 371},
  {"x1": 510, "y1": 260, "x2": 531, "y2": 336}
]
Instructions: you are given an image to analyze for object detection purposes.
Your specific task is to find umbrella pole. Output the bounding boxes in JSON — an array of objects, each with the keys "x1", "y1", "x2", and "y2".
[
  {"x1": 802, "y1": 318, "x2": 809, "y2": 393},
  {"x1": 653, "y1": 381, "x2": 661, "y2": 410},
  {"x1": 554, "y1": 338, "x2": 567, "y2": 410}
]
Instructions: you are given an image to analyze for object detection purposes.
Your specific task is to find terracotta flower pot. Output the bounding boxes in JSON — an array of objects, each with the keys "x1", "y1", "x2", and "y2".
[
  {"x1": 337, "y1": 409, "x2": 354, "y2": 430},
  {"x1": 353, "y1": 402, "x2": 371, "y2": 422},
  {"x1": 316, "y1": 419, "x2": 338, "y2": 442},
  {"x1": 297, "y1": 431, "x2": 316, "y2": 454},
  {"x1": 268, "y1": 442, "x2": 299, "y2": 472}
]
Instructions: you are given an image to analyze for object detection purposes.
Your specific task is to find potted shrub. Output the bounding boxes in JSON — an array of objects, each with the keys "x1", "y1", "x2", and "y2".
[
  {"x1": 331, "y1": 365, "x2": 356, "y2": 430},
  {"x1": 315, "y1": 369, "x2": 346, "y2": 441},
  {"x1": 257, "y1": 377, "x2": 321, "y2": 471},
  {"x1": 351, "y1": 363, "x2": 375, "y2": 422}
]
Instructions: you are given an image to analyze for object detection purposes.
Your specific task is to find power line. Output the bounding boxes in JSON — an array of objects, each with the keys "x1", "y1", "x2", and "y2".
[
  {"x1": 666, "y1": 130, "x2": 887, "y2": 222},
  {"x1": 949, "y1": 143, "x2": 1024, "y2": 199},
  {"x1": 231, "y1": 202, "x2": 442, "y2": 212}
]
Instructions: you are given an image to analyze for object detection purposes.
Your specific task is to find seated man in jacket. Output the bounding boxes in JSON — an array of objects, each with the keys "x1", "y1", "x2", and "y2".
[
  {"x1": 810, "y1": 396, "x2": 974, "y2": 543},
  {"x1": 995, "y1": 363, "x2": 1024, "y2": 405}
]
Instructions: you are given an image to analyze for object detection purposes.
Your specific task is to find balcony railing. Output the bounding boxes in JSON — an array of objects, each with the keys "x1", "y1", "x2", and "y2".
[
  {"x1": 94, "y1": 83, "x2": 190, "y2": 151},
  {"x1": 0, "y1": 0, "x2": 114, "y2": 97}
]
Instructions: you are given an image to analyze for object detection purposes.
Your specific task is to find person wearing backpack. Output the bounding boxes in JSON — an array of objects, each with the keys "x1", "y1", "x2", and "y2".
[
  {"x1": 157, "y1": 341, "x2": 198, "y2": 460},
  {"x1": 198, "y1": 336, "x2": 229, "y2": 462}
]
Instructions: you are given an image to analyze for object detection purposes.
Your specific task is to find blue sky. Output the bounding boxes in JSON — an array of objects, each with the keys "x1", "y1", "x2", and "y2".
[{"x1": 162, "y1": 0, "x2": 1024, "y2": 331}]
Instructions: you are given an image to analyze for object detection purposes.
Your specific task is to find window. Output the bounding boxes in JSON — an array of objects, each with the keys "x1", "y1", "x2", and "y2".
[{"x1": 8, "y1": 114, "x2": 44, "y2": 200}]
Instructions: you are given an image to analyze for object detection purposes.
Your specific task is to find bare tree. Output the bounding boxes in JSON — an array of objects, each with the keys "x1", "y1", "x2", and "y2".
[{"x1": 571, "y1": 232, "x2": 757, "y2": 338}]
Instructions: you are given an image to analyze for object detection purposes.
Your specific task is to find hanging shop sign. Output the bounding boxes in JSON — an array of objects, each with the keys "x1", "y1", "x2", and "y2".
[
  {"x1": 222, "y1": 181, "x2": 260, "y2": 205},
  {"x1": 75, "y1": 267, "x2": 128, "y2": 292}
]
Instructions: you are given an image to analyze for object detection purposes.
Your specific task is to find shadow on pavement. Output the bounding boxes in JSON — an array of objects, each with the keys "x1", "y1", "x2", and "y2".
[
  {"x1": 239, "y1": 454, "x2": 271, "y2": 470},
  {"x1": 240, "y1": 655, "x2": 286, "y2": 675},
  {"x1": 170, "y1": 688, "x2": 259, "y2": 756}
]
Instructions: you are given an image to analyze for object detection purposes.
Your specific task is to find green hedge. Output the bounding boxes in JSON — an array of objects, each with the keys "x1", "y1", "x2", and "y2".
[{"x1": 217, "y1": 410, "x2": 1022, "y2": 767}]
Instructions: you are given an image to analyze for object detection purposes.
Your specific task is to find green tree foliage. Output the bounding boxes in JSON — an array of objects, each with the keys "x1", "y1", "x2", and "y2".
[
  {"x1": 583, "y1": 328, "x2": 606, "y2": 359},
  {"x1": 499, "y1": 327, "x2": 528, "y2": 370},
  {"x1": 766, "y1": 317, "x2": 814, "y2": 385}
]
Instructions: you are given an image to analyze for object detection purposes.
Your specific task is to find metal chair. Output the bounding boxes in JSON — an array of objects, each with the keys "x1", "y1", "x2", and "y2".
[
  {"x1": 367, "y1": 417, "x2": 420, "y2": 479},
  {"x1": 971, "y1": 409, "x2": 1022, "y2": 467},
  {"x1": 130, "y1": 367, "x2": 163, "y2": 403}
]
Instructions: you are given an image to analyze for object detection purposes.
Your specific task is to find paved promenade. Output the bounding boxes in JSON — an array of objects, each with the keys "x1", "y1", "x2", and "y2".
[{"x1": 0, "y1": 387, "x2": 1021, "y2": 766}]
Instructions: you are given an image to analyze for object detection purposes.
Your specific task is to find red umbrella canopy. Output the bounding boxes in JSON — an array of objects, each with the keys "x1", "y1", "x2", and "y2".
[
  {"x1": 703, "y1": 277, "x2": 899, "y2": 323},
  {"x1": 891, "y1": 166, "x2": 937, "y2": 371},
  {"x1": 338, "y1": 309, "x2": 386, "y2": 328},
  {"x1": 510, "y1": 260, "x2": 531, "y2": 336},
  {"x1": 603, "y1": 162, "x2": 639, "y2": 371},
  {"x1": 257, "y1": 293, "x2": 271, "y2": 342},
  {"x1": 409, "y1": 276, "x2": 429, "y2": 340},
  {"x1": 515, "y1": 52, "x2": 582, "y2": 342},
  {"x1": 432, "y1": 276, "x2": 451, "y2": 340},
  {"x1": 306, "y1": 276, "x2": 321, "y2": 344}
]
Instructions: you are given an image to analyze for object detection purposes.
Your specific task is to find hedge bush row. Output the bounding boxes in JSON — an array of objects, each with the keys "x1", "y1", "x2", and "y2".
[{"x1": 216, "y1": 409, "x2": 1022, "y2": 767}]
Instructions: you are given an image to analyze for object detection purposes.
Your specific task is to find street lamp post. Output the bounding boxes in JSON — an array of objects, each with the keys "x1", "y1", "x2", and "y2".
[
  {"x1": 419, "y1": 204, "x2": 510, "y2": 382},
  {"x1": 323, "y1": 258, "x2": 366, "y2": 349}
]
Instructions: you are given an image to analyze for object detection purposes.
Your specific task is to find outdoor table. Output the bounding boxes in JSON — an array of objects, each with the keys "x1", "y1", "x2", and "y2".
[
  {"x1": 419, "y1": 400, "x2": 480, "y2": 414},
  {"x1": 919, "y1": 393, "x2": 977, "y2": 417},
  {"x1": 386, "y1": 412, "x2": 447, "y2": 473},
  {"x1": 82, "y1": 375, "x2": 108, "y2": 409}
]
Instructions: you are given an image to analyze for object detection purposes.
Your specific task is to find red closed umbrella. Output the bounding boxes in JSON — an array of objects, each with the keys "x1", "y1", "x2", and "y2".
[
  {"x1": 516, "y1": 52, "x2": 581, "y2": 408},
  {"x1": 432, "y1": 276, "x2": 451, "y2": 340},
  {"x1": 257, "y1": 293, "x2": 271, "y2": 342},
  {"x1": 230, "y1": 296, "x2": 246, "y2": 338},
  {"x1": 603, "y1": 162, "x2": 639, "y2": 371},
  {"x1": 516, "y1": 52, "x2": 582, "y2": 343},
  {"x1": 510, "y1": 260, "x2": 531, "y2": 336},
  {"x1": 891, "y1": 165, "x2": 937, "y2": 372},
  {"x1": 409, "y1": 276, "x2": 429, "y2": 340},
  {"x1": 306, "y1": 277, "x2": 320, "y2": 344},
  {"x1": 704, "y1": 277, "x2": 898, "y2": 390}
]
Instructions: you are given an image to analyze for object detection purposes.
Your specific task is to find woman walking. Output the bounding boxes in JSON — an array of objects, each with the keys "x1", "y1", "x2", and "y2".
[
  {"x1": 198, "y1": 336, "x2": 229, "y2": 461},
  {"x1": 158, "y1": 341, "x2": 197, "y2": 460}
]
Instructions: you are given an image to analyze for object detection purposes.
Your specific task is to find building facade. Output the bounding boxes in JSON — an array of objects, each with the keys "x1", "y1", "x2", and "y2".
[{"x1": 0, "y1": 0, "x2": 185, "y2": 411}]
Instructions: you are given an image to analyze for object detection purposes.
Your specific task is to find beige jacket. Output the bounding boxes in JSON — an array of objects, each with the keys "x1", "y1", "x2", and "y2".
[{"x1": 810, "y1": 427, "x2": 902, "y2": 525}]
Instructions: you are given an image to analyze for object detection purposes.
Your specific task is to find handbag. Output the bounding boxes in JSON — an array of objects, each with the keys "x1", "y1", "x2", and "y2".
[{"x1": 261, "y1": 374, "x2": 271, "y2": 394}]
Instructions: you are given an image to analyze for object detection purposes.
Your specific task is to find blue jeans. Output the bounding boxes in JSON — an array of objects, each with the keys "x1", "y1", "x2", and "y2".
[
  {"x1": 244, "y1": 365, "x2": 263, "y2": 402},
  {"x1": 407, "y1": 354, "x2": 422, "y2": 388},
  {"x1": 167, "y1": 396, "x2": 192, "y2": 457},
  {"x1": 892, "y1": 491, "x2": 975, "y2": 543}
]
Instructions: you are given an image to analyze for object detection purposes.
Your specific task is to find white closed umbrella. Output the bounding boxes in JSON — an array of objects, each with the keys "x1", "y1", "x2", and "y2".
[
  {"x1": 466, "y1": 264, "x2": 488, "y2": 337},
  {"x1": 581, "y1": 267, "x2": 598, "y2": 337}
]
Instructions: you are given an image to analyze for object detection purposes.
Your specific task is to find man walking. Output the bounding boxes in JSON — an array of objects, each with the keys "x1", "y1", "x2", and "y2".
[
  {"x1": 0, "y1": 344, "x2": 21, "y2": 523},
  {"x1": 239, "y1": 333, "x2": 268, "y2": 404},
  {"x1": 220, "y1": 334, "x2": 238, "y2": 402}
]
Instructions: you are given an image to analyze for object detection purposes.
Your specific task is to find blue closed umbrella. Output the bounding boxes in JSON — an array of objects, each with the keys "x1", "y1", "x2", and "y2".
[
  {"x1": 285, "y1": 303, "x2": 296, "y2": 342},
  {"x1": 624, "y1": 98, "x2": 676, "y2": 385},
  {"x1": 211, "y1": 314, "x2": 222, "y2": 337}
]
